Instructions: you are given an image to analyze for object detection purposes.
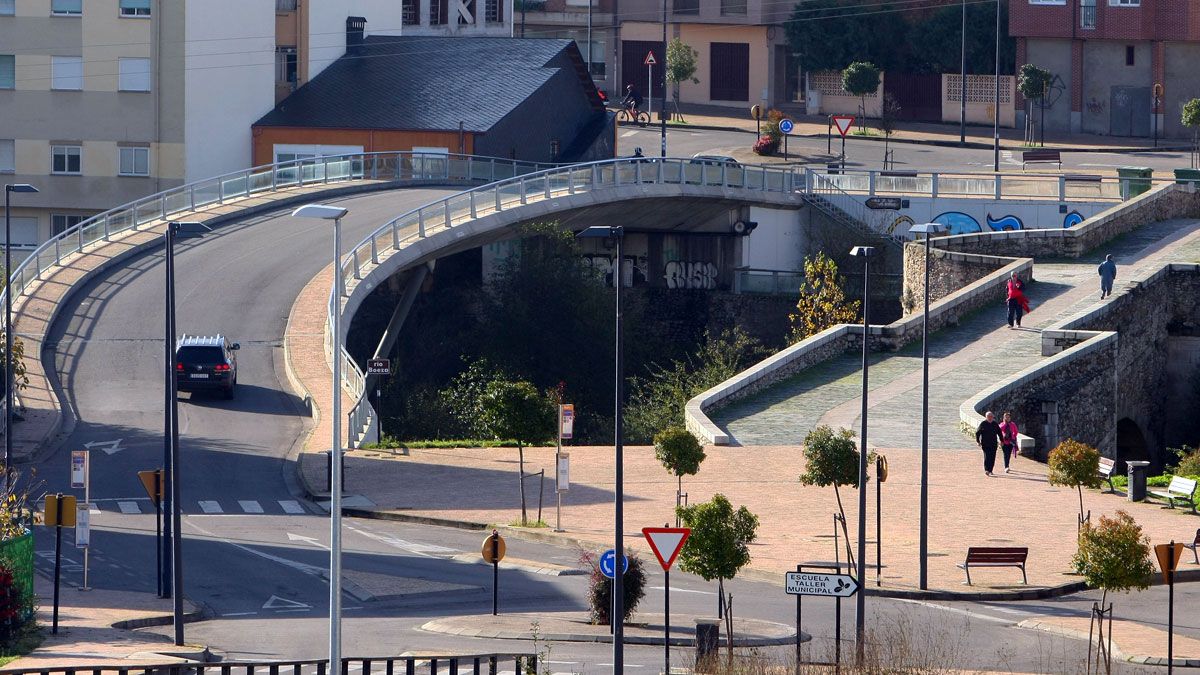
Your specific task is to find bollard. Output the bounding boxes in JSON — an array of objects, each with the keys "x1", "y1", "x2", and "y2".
[{"x1": 694, "y1": 618, "x2": 720, "y2": 671}]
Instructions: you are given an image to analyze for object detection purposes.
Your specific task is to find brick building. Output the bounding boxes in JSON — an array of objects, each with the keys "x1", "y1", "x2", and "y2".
[{"x1": 1010, "y1": 0, "x2": 1200, "y2": 138}]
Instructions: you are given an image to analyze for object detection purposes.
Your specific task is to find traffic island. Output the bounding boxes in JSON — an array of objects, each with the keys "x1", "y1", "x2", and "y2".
[{"x1": 419, "y1": 611, "x2": 801, "y2": 647}]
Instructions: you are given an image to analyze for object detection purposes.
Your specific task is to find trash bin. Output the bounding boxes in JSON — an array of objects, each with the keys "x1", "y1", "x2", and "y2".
[
  {"x1": 1117, "y1": 166, "x2": 1153, "y2": 200},
  {"x1": 695, "y1": 618, "x2": 720, "y2": 663},
  {"x1": 1174, "y1": 168, "x2": 1200, "y2": 186},
  {"x1": 1127, "y1": 461, "x2": 1151, "y2": 502},
  {"x1": 325, "y1": 450, "x2": 347, "y2": 492}
]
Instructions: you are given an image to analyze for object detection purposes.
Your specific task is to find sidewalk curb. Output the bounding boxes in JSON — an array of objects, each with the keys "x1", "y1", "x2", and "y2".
[
  {"x1": 342, "y1": 507, "x2": 489, "y2": 530},
  {"x1": 1017, "y1": 618, "x2": 1200, "y2": 668},
  {"x1": 451, "y1": 553, "x2": 586, "y2": 577},
  {"x1": 111, "y1": 607, "x2": 206, "y2": 631},
  {"x1": 418, "y1": 619, "x2": 803, "y2": 647}
]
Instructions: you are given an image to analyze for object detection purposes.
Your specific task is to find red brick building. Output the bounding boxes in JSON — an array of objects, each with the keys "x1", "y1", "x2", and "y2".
[{"x1": 1010, "y1": 0, "x2": 1200, "y2": 138}]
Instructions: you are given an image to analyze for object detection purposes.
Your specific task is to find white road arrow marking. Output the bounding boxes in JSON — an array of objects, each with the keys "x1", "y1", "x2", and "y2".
[
  {"x1": 83, "y1": 439, "x2": 123, "y2": 455},
  {"x1": 287, "y1": 532, "x2": 328, "y2": 550},
  {"x1": 263, "y1": 595, "x2": 311, "y2": 610}
]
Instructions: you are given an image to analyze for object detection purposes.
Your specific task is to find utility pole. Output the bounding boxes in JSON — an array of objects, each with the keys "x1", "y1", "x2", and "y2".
[
  {"x1": 959, "y1": 0, "x2": 966, "y2": 146},
  {"x1": 993, "y1": 0, "x2": 1001, "y2": 172}
]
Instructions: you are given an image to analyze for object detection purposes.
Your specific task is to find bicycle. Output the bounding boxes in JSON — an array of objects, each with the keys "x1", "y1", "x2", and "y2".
[{"x1": 617, "y1": 105, "x2": 650, "y2": 127}]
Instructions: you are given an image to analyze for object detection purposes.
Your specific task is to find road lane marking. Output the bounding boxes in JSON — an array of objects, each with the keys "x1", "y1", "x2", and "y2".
[
  {"x1": 221, "y1": 611, "x2": 258, "y2": 617},
  {"x1": 239, "y1": 500, "x2": 264, "y2": 514},
  {"x1": 198, "y1": 501, "x2": 222, "y2": 514},
  {"x1": 117, "y1": 501, "x2": 140, "y2": 514},
  {"x1": 287, "y1": 532, "x2": 328, "y2": 550},
  {"x1": 894, "y1": 598, "x2": 1013, "y2": 624},
  {"x1": 280, "y1": 500, "x2": 305, "y2": 514},
  {"x1": 187, "y1": 520, "x2": 326, "y2": 578},
  {"x1": 649, "y1": 585, "x2": 714, "y2": 595},
  {"x1": 263, "y1": 595, "x2": 310, "y2": 610},
  {"x1": 345, "y1": 524, "x2": 456, "y2": 556}
]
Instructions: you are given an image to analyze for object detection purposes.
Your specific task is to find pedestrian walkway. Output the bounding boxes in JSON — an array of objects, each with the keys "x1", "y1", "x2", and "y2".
[
  {"x1": 712, "y1": 217, "x2": 1200, "y2": 449},
  {"x1": 86, "y1": 498, "x2": 310, "y2": 516}
]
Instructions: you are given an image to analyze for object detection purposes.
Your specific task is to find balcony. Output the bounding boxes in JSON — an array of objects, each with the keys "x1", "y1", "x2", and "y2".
[{"x1": 1081, "y1": 3, "x2": 1095, "y2": 29}]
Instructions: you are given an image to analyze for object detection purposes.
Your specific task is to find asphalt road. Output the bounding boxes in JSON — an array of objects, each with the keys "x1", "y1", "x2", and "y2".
[
  {"x1": 22, "y1": 176, "x2": 1179, "y2": 673},
  {"x1": 622, "y1": 124, "x2": 1195, "y2": 175}
]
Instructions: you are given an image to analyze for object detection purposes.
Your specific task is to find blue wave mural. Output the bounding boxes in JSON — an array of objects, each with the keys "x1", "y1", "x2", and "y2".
[
  {"x1": 1063, "y1": 211, "x2": 1084, "y2": 228},
  {"x1": 987, "y1": 214, "x2": 1024, "y2": 232},
  {"x1": 932, "y1": 211, "x2": 982, "y2": 235}
]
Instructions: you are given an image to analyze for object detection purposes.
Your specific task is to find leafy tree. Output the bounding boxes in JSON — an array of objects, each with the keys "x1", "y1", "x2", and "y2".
[
  {"x1": 1072, "y1": 510, "x2": 1155, "y2": 674},
  {"x1": 842, "y1": 62, "x2": 880, "y2": 131},
  {"x1": 1018, "y1": 64, "x2": 1053, "y2": 145},
  {"x1": 479, "y1": 378, "x2": 555, "y2": 525},
  {"x1": 582, "y1": 548, "x2": 647, "y2": 626},
  {"x1": 1047, "y1": 439, "x2": 1103, "y2": 525},
  {"x1": 906, "y1": 1, "x2": 1015, "y2": 75},
  {"x1": 624, "y1": 328, "x2": 764, "y2": 443},
  {"x1": 676, "y1": 494, "x2": 759, "y2": 610},
  {"x1": 441, "y1": 357, "x2": 505, "y2": 438},
  {"x1": 784, "y1": 0, "x2": 904, "y2": 73},
  {"x1": 654, "y1": 426, "x2": 706, "y2": 512},
  {"x1": 799, "y1": 425, "x2": 864, "y2": 529},
  {"x1": 789, "y1": 252, "x2": 861, "y2": 343},
  {"x1": 1183, "y1": 99, "x2": 1200, "y2": 166},
  {"x1": 879, "y1": 93, "x2": 901, "y2": 168},
  {"x1": 1172, "y1": 445, "x2": 1200, "y2": 477},
  {"x1": 665, "y1": 38, "x2": 699, "y2": 114}
]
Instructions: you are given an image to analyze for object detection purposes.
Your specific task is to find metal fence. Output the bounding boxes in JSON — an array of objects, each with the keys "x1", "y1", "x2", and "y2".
[
  {"x1": 0, "y1": 654, "x2": 538, "y2": 675},
  {"x1": 800, "y1": 167, "x2": 1163, "y2": 202}
]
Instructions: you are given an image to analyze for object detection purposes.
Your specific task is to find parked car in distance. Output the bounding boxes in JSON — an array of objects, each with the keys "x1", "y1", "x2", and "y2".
[
  {"x1": 176, "y1": 334, "x2": 239, "y2": 399},
  {"x1": 690, "y1": 154, "x2": 740, "y2": 166}
]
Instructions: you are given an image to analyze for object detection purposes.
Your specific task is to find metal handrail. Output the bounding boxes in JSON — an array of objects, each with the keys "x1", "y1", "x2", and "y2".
[
  {"x1": 805, "y1": 166, "x2": 1168, "y2": 201},
  {"x1": 334, "y1": 157, "x2": 801, "y2": 446},
  {"x1": 0, "y1": 653, "x2": 539, "y2": 675},
  {"x1": 0, "y1": 151, "x2": 557, "y2": 442}
]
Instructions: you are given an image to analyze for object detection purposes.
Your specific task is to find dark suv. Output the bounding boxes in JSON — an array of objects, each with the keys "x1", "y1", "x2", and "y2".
[{"x1": 175, "y1": 335, "x2": 239, "y2": 399}]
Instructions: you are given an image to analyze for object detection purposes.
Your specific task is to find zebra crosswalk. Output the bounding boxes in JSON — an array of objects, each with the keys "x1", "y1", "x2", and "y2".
[{"x1": 93, "y1": 498, "x2": 310, "y2": 516}]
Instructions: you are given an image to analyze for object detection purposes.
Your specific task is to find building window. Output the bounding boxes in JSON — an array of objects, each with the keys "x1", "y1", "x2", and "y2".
[
  {"x1": 485, "y1": 0, "x2": 502, "y2": 23},
  {"x1": 0, "y1": 0, "x2": 14, "y2": 16},
  {"x1": 1110, "y1": 0, "x2": 1139, "y2": 5},
  {"x1": 1081, "y1": 0, "x2": 1096, "y2": 28},
  {"x1": 51, "y1": 56, "x2": 83, "y2": 90},
  {"x1": 430, "y1": 0, "x2": 446, "y2": 25},
  {"x1": 1029, "y1": 0, "x2": 1066, "y2": 4},
  {"x1": 0, "y1": 140, "x2": 13, "y2": 173},
  {"x1": 51, "y1": 145, "x2": 81, "y2": 174},
  {"x1": 119, "y1": 147, "x2": 150, "y2": 176},
  {"x1": 674, "y1": 0, "x2": 699, "y2": 13},
  {"x1": 1125, "y1": 45, "x2": 1135, "y2": 65},
  {"x1": 275, "y1": 0, "x2": 298, "y2": 9},
  {"x1": 118, "y1": 57, "x2": 151, "y2": 91},
  {"x1": 402, "y1": 0, "x2": 419, "y2": 24},
  {"x1": 51, "y1": 0, "x2": 82, "y2": 15},
  {"x1": 275, "y1": 47, "x2": 297, "y2": 85},
  {"x1": 51, "y1": 214, "x2": 85, "y2": 236},
  {"x1": 720, "y1": 0, "x2": 746, "y2": 16},
  {"x1": 3, "y1": 217, "x2": 38, "y2": 247},
  {"x1": 710, "y1": 42, "x2": 749, "y2": 101},
  {"x1": 0, "y1": 55, "x2": 12, "y2": 89},
  {"x1": 120, "y1": 0, "x2": 151, "y2": 16}
]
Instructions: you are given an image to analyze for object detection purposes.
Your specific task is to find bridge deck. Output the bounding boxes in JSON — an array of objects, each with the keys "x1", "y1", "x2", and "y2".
[{"x1": 712, "y1": 217, "x2": 1200, "y2": 449}]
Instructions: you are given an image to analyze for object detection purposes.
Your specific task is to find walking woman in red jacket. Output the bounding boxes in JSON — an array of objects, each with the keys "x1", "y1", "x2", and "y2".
[{"x1": 1006, "y1": 272, "x2": 1030, "y2": 328}]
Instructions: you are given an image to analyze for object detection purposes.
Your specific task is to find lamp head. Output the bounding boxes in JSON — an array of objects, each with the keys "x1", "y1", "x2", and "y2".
[
  {"x1": 291, "y1": 204, "x2": 349, "y2": 220},
  {"x1": 849, "y1": 245, "x2": 877, "y2": 258},
  {"x1": 5, "y1": 184, "x2": 38, "y2": 194},
  {"x1": 908, "y1": 223, "x2": 945, "y2": 237},
  {"x1": 575, "y1": 226, "x2": 624, "y2": 239},
  {"x1": 168, "y1": 221, "x2": 209, "y2": 239}
]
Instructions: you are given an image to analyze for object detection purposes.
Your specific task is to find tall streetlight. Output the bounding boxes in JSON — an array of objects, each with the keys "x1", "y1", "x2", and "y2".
[
  {"x1": 993, "y1": 0, "x2": 1001, "y2": 172},
  {"x1": 575, "y1": 225, "x2": 625, "y2": 672},
  {"x1": 3, "y1": 183, "x2": 37, "y2": 491},
  {"x1": 292, "y1": 203, "x2": 349, "y2": 674},
  {"x1": 849, "y1": 244, "x2": 875, "y2": 662},
  {"x1": 660, "y1": 0, "x2": 668, "y2": 158},
  {"x1": 908, "y1": 223, "x2": 946, "y2": 591},
  {"x1": 959, "y1": 0, "x2": 967, "y2": 146}
]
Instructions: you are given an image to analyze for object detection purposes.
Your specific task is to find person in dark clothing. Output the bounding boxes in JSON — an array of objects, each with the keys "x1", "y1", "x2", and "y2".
[
  {"x1": 621, "y1": 84, "x2": 643, "y2": 112},
  {"x1": 1098, "y1": 254, "x2": 1117, "y2": 299},
  {"x1": 975, "y1": 411, "x2": 1004, "y2": 476}
]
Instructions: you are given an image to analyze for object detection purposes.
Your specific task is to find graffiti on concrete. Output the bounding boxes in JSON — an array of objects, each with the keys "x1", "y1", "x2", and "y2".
[
  {"x1": 986, "y1": 213, "x2": 1024, "y2": 231},
  {"x1": 887, "y1": 214, "x2": 915, "y2": 237},
  {"x1": 664, "y1": 260, "x2": 719, "y2": 290},
  {"x1": 932, "y1": 211, "x2": 982, "y2": 235},
  {"x1": 1063, "y1": 210, "x2": 1084, "y2": 229},
  {"x1": 1086, "y1": 97, "x2": 1105, "y2": 116},
  {"x1": 583, "y1": 255, "x2": 646, "y2": 287}
]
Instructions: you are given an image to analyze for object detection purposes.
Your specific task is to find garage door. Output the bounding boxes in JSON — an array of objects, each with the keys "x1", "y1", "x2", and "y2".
[{"x1": 710, "y1": 42, "x2": 749, "y2": 102}]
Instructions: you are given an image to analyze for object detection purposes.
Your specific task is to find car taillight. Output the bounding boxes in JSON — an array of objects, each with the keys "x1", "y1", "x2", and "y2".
[
  {"x1": 176, "y1": 363, "x2": 183, "y2": 371},
  {"x1": 214, "y1": 364, "x2": 230, "y2": 372}
]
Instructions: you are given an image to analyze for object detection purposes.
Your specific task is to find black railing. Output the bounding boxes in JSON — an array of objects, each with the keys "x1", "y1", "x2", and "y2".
[{"x1": 0, "y1": 654, "x2": 538, "y2": 675}]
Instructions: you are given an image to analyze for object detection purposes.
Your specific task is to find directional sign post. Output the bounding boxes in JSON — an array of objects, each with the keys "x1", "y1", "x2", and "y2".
[
  {"x1": 138, "y1": 469, "x2": 164, "y2": 596},
  {"x1": 779, "y1": 118, "x2": 794, "y2": 161},
  {"x1": 43, "y1": 493, "x2": 76, "y2": 634},
  {"x1": 645, "y1": 51, "x2": 657, "y2": 139},
  {"x1": 555, "y1": 404, "x2": 573, "y2": 533},
  {"x1": 1155, "y1": 542, "x2": 1185, "y2": 673},
  {"x1": 832, "y1": 115, "x2": 855, "y2": 171},
  {"x1": 483, "y1": 530, "x2": 506, "y2": 615},
  {"x1": 71, "y1": 450, "x2": 91, "y2": 590},
  {"x1": 366, "y1": 358, "x2": 390, "y2": 375},
  {"x1": 643, "y1": 526, "x2": 691, "y2": 675},
  {"x1": 600, "y1": 548, "x2": 630, "y2": 636},
  {"x1": 788, "y1": 564, "x2": 856, "y2": 668}
]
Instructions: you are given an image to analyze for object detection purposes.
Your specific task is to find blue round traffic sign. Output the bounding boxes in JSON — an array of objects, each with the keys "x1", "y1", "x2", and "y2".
[
  {"x1": 599, "y1": 549, "x2": 629, "y2": 579},
  {"x1": 779, "y1": 118, "x2": 794, "y2": 134}
]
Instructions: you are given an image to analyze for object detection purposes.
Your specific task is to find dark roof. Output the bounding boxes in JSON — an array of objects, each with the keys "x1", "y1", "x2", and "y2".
[{"x1": 255, "y1": 36, "x2": 589, "y2": 133}]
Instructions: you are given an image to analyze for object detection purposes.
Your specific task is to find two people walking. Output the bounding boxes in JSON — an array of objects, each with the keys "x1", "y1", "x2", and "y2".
[{"x1": 975, "y1": 411, "x2": 1020, "y2": 476}]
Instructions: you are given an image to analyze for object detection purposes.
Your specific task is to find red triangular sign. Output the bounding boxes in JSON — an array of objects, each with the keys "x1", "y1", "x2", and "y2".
[
  {"x1": 644, "y1": 51, "x2": 657, "y2": 66},
  {"x1": 832, "y1": 115, "x2": 855, "y2": 138},
  {"x1": 642, "y1": 527, "x2": 690, "y2": 571}
]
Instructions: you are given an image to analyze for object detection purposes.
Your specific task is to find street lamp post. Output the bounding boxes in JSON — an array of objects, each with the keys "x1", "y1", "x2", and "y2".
[
  {"x1": 908, "y1": 223, "x2": 946, "y2": 591},
  {"x1": 849, "y1": 244, "x2": 875, "y2": 662},
  {"x1": 3, "y1": 183, "x2": 37, "y2": 492},
  {"x1": 292, "y1": 204, "x2": 350, "y2": 675},
  {"x1": 959, "y1": 0, "x2": 966, "y2": 146},
  {"x1": 993, "y1": 0, "x2": 1001, "y2": 173},
  {"x1": 575, "y1": 225, "x2": 625, "y2": 672}
]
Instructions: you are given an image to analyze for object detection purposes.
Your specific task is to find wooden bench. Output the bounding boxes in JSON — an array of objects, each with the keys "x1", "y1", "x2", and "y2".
[
  {"x1": 1021, "y1": 149, "x2": 1061, "y2": 170},
  {"x1": 1184, "y1": 529, "x2": 1200, "y2": 565},
  {"x1": 1149, "y1": 476, "x2": 1198, "y2": 513},
  {"x1": 1064, "y1": 173, "x2": 1102, "y2": 183},
  {"x1": 1098, "y1": 457, "x2": 1117, "y2": 493},
  {"x1": 958, "y1": 547, "x2": 1028, "y2": 585}
]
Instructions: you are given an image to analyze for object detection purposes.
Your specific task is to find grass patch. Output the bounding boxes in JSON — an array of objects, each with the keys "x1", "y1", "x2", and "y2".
[
  {"x1": 1107, "y1": 473, "x2": 1200, "y2": 510},
  {"x1": 361, "y1": 438, "x2": 521, "y2": 450},
  {"x1": 851, "y1": 128, "x2": 879, "y2": 137},
  {"x1": 0, "y1": 624, "x2": 44, "y2": 666},
  {"x1": 508, "y1": 519, "x2": 549, "y2": 528}
]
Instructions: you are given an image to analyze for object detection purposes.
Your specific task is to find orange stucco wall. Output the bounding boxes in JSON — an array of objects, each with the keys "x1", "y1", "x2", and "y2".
[{"x1": 251, "y1": 127, "x2": 477, "y2": 165}]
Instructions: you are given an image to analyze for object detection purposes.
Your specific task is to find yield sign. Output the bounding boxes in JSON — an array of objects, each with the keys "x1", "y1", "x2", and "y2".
[
  {"x1": 642, "y1": 527, "x2": 690, "y2": 571},
  {"x1": 832, "y1": 115, "x2": 855, "y2": 138},
  {"x1": 644, "y1": 51, "x2": 657, "y2": 66}
]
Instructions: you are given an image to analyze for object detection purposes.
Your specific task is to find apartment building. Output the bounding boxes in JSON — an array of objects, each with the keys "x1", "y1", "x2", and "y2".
[
  {"x1": 1011, "y1": 0, "x2": 1200, "y2": 137},
  {"x1": 512, "y1": 0, "x2": 613, "y2": 96}
]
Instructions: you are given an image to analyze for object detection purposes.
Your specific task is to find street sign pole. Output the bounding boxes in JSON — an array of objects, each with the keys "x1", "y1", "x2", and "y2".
[
  {"x1": 642, "y1": 526, "x2": 690, "y2": 675},
  {"x1": 787, "y1": 565, "x2": 855, "y2": 668},
  {"x1": 155, "y1": 470, "x2": 162, "y2": 597},
  {"x1": 1155, "y1": 542, "x2": 1184, "y2": 674},
  {"x1": 492, "y1": 533, "x2": 499, "y2": 616},
  {"x1": 52, "y1": 495, "x2": 62, "y2": 634},
  {"x1": 664, "y1": 564, "x2": 670, "y2": 673}
]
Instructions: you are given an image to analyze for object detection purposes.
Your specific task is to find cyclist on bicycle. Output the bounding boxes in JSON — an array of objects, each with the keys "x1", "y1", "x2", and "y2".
[{"x1": 621, "y1": 84, "x2": 643, "y2": 114}]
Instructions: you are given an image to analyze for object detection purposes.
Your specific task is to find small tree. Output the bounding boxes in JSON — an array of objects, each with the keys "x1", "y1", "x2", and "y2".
[
  {"x1": 654, "y1": 426, "x2": 706, "y2": 514},
  {"x1": 479, "y1": 378, "x2": 555, "y2": 525},
  {"x1": 1072, "y1": 510, "x2": 1155, "y2": 674},
  {"x1": 841, "y1": 62, "x2": 880, "y2": 132},
  {"x1": 799, "y1": 425, "x2": 863, "y2": 531},
  {"x1": 582, "y1": 549, "x2": 647, "y2": 626},
  {"x1": 665, "y1": 38, "x2": 699, "y2": 118},
  {"x1": 1047, "y1": 439, "x2": 1103, "y2": 525},
  {"x1": 879, "y1": 93, "x2": 901, "y2": 169},
  {"x1": 1182, "y1": 98, "x2": 1200, "y2": 169},
  {"x1": 676, "y1": 494, "x2": 759, "y2": 618},
  {"x1": 1017, "y1": 64, "x2": 1052, "y2": 146},
  {"x1": 789, "y1": 252, "x2": 861, "y2": 343}
]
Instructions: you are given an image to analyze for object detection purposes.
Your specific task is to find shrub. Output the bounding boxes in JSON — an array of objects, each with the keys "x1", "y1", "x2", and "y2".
[
  {"x1": 1047, "y1": 439, "x2": 1102, "y2": 523},
  {"x1": 676, "y1": 494, "x2": 759, "y2": 602},
  {"x1": 789, "y1": 252, "x2": 861, "y2": 342},
  {"x1": 1172, "y1": 445, "x2": 1200, "y2": 477},
  {"x1": 752, "y1": 135, "x2": 779, "y2": 156},
  {"x1": 582, "y1": 549, "x2": 646, "y2": 626}
]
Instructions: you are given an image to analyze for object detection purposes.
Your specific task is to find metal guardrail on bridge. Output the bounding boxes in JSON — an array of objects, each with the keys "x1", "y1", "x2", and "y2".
[{"x1": 0, "y1": 653, "x2": 539, "y2": 675}]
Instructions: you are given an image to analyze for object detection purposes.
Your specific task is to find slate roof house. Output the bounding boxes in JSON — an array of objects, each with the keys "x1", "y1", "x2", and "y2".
[{"x1": 252, "y1": 19, "x2": 615, "y2": 165}]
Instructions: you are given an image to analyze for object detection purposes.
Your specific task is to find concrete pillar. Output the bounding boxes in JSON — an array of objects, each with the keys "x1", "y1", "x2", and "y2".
[
  {"x1": 1070, "y1": 39, "x2": 1083, "y2": 133},
  {"x1": 1152, "y1": 41, "x2": 1165, "y2": 137},
  {"x1": 1041, "y1": 401, "x2": 1059, "y2": 458}
]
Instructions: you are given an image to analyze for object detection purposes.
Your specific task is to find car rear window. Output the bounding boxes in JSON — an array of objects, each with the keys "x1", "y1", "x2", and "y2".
[{"x1": 178, "y1": 346, "x2": 225, "y2": 366}]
